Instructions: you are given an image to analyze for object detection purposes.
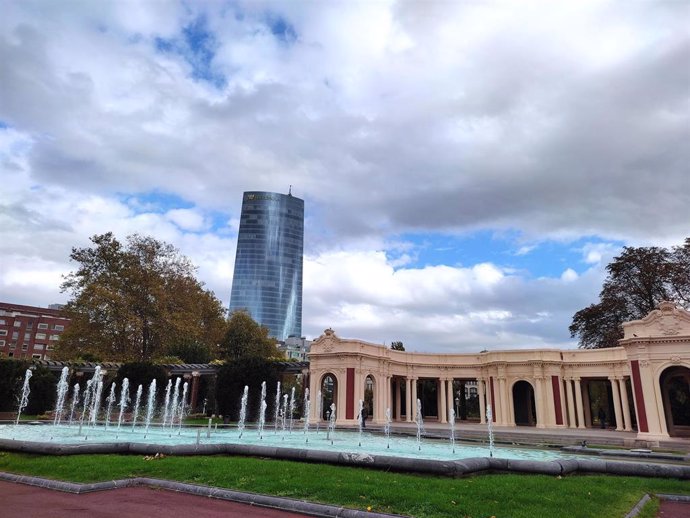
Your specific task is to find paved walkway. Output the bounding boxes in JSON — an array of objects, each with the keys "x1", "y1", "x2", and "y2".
[
  {"x1": 0, "y1": 480, "x2": 312, "y2": 518},
  {"x1": 658, "y1": 500, "x2": 690, "y2": 518}
]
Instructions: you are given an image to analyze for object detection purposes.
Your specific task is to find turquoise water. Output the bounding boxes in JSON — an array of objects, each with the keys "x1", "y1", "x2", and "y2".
[{"x1": 0, "y1": 423, "x2": 570, "y2": 462}]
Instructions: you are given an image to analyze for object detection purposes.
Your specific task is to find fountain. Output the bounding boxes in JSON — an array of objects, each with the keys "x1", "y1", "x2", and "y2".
[
  {"x1": 327, "y1": 403, "x2": 336, "y2": 445},
  {"x1": 3, "y1": 369, "x2": 603, "y2": 469},
  {"x1": 88, "y1": 367, "x2": 104, "y2": 426},
  {"x1": 130, "y1": 384, "x2": 143, "y2": 431},
  {"x1": 273, "y1": 381, "x2": 281, "y2": 434},
  {"x1": 357, "y1": 399, "x2": 364, "y2": 447},
  {"x1": 144, "y1": 379, "x2": 157, "y2": 434},
  {"x1": 238, "y1": 386, "x2": 249, "y2": 439},
  {"x1": 177, "y1": 382, "x2": 188, "y2": 432},
  {"x1": 258, "y1": 382, "x2": 267, "y2": 439},
  {"x1": 384, "y1": 407, "x2": 392, "y2": 449},
  {"x1": 415, "y1": 398, "x2": 423, "y2": 451},
  {"x1": 303, "y1": 388, "x2": 310, "y2": 442},
  {"x1": 169, "y1": 378, "x2": 181, "y2": 428},
  {"x1": 52, "y1": 367, "x2": 69, "y2": 426},
  {"x1": 316, "y1": 390, "x2": 322, "y2": 434},
  {"x1": 104, "y1": 382, "x2": 117, "y2": 429},
  {"x1": 486, "y1": 404, "x2": 495, "y2": 457},
  {"x1": 117, "y1": 378, "x2": 130, "y2": 430},
  {"x1": 68, "y1": 383, "x2": 80, "y2": 426},
  {"x1": 448, "y1": 408, "x2": 456, "y2": 454},
  {"x1": 15, "y1": 369, "x2": 32, "y2": 425},
  {"x1": 162, "y1": 379, "x2": 172, "y2": 427},
  {"x1": 288, "y1": 387, "x2": 295, "y2": 433}
]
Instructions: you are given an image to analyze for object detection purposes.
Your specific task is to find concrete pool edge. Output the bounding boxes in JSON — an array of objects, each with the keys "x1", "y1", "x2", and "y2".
[{"x1": 1, "y1": 438, "x2": 688, "y2": 479}]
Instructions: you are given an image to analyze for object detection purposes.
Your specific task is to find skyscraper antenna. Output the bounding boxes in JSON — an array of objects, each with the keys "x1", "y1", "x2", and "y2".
[{"x1": 289, "y1": 185, "x2": 292, "y2": 195}]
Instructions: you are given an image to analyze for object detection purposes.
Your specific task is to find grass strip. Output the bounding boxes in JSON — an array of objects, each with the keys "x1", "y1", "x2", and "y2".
[{"x1": 0, "y1": 451, "x2": 688, "y2": 518}]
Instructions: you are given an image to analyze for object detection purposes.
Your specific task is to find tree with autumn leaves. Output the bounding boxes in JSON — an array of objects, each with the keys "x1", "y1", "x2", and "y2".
[
  {"x1": 570, "y1": 238, "x2": 690, "y2": 349},
  {"x1": 56, "y1": 232, "x2": 227, "y2": 362}
]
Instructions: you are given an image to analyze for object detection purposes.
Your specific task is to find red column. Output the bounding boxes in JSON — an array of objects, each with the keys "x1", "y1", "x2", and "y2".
[
  {"x1": 551, "y1": 375, "x2": 563, "y2": 425},
  {"x1": 346, "y1": 368, "x2": 355, "y2": 419},
  {"x1": 630, "y1": 360, "x2": 649, "y2": 433},
  {"x1": 190, "y1": 372, "x2": 200, "y2": 413}
]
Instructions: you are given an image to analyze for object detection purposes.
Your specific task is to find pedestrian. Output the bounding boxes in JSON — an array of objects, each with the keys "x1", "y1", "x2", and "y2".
[{"x1": 598, "y1": 407, "x2": 606, "y2": 429}]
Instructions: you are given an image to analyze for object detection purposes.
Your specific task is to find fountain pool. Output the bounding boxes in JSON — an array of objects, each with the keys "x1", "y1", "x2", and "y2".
[{"x1": 0, "y1": 422, "x2": 568, "y2": 462}]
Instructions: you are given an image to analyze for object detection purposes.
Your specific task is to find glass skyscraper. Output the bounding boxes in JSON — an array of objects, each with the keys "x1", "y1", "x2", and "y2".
[{"x1": 229, "y1": 191, "x2": 304, "y2": 340}]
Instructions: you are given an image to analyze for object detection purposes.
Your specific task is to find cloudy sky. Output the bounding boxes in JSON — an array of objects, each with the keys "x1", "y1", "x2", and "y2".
[{"x1": 1, "y1": 0, "x2": 688, "y2": 353}]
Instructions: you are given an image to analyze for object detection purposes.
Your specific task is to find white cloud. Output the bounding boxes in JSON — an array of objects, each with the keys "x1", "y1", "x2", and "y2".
[{"x1": 0, "y1": 0, "x2": 687, "y2": 351}]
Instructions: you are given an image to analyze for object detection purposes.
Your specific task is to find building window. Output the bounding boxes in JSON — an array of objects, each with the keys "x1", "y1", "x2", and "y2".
[
  {"x1": 0, "y1": 330, "x2": 6, "y2": 336},
  {"x1": 32, "y1": 354, "x2": 42, "y2": 359},
  {"x1": 12, "y1": 331, "x2": 18, "y2": 339},
  {"x1": 9, "y1": 342, "x2": 16, "y2": 349},
  {"x1": 24, "y1": 332, "x2": 31, "y2": 340},
  {"x1": 8, "y1": 352, "x2": 13, "y2": 358},
  {"x1": 21, "y1": 343, "x2": 28, "y2": 351},
  {"x1": 37, "y1": 323, "x2": 48, "y2": 330},
  {"x1": 13, "y1": 321, "x2": 21, "y2": 327},
  {"x1": 34, "y1": 343, "x2": 45, "y2": 350},
  {"x1": 35, "y1": 333, "x2": 46, "y2": 340},
  {"x1": 0, "y1": 340, "x2": 4, "y2": 346},
  {"x1": 53, "y1": 324, "x2": 65, "y2": 331},
  {"x1": 46, "y1": 344, "x2": 54, "y2": 351},
  {"x1": 0, "y1": 319, "x2": 5, "y2": 325},
  {"x1": 27, "y1": 321, "x2": 34, "y2": 329},
  {"x1": 50, "y1": 335, "x2": 60, "y2": 341}
]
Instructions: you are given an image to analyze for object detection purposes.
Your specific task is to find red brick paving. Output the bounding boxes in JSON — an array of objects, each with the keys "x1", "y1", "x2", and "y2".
[
  {"x1": 0, "y1": 480, "x2": 312, "y2": 518},
  {"x1": 658, "y1": 500, "x2": 690, "y2": 518}
]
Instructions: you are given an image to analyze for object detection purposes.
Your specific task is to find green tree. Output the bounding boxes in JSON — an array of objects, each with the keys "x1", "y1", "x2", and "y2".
[
  {"x1": 219, "y1": 310, "x2": 280, "y2": 361},
  {"x1": 165, "y1": 338, "x2": 212, "y2": 364},
  {"x1": 0, "y1": 359, "x2": 31, "y2": 412},
  {"x1": 57, "y1": 232, "x2": 227, "y2": 361},
  {"x1": 391, "y1": 341, "x2": 405, "y2": 351},
  {"x1": 570, "y1": 241, "x2": 690, "y2": 349}
]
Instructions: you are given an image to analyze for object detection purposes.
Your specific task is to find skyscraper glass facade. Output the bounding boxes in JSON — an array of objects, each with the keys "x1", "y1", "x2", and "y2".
[{"x1": 229, "y1": 191, "x2": 304, "y2": 340}]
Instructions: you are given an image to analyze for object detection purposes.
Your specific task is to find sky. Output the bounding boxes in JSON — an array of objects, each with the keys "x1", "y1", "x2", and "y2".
[{"x1": 1, "y1": 0, "x2": 688, "y2": 353}]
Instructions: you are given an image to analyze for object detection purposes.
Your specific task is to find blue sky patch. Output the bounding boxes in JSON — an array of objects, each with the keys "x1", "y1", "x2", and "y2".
[
  {"x1": 265, "y1": 13, "x2": 297, "y2": 45},
  {"x1": 390, "y1": 231, "x2": 624, "y2": 278},
  {"x1": 154, "y1": 15, "x2": 226, "y2": 88}
]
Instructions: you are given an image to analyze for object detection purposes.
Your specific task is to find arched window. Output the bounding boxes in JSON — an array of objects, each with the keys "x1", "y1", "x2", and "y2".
[
  {"x1": 364, "y1": 375, "x2": 375, "y2": 419},
  {"x1": 513, "y1": 380, "x2": 537, "y2": 426},
  {"x1": 320, "y1": 374, "x2": 337, "y2": 420},
  {"x1": 660, "y1": 366, "x2": 690, "y2": 437}
]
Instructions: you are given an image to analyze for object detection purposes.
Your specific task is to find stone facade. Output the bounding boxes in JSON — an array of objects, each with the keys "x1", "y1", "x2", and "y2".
[{"x1": 308, "y1": 303, "x2": 690, "y2": 441}]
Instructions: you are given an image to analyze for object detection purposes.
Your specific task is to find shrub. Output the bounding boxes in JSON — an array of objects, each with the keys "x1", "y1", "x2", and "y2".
[
  {"x1": 216, "y1": 358, "x2": 281, "y2": 421},
  {"x1": 0, "y1": 359, "x2": 31, "y2": 412},
  {"x1": 114, "y1": 362, "x2": 169, "y2": 403}
]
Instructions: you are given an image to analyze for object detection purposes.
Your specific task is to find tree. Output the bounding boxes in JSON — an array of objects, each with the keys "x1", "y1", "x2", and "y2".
[
  {"x1": 166, "y1": 338, "x2": 212, "y2": 364},
  {"x1": 570, "y1": 241, "x2": 690, "y2": 349},
  {"x1": 57, "y1": 232, "x2": 227, "y2": 361},
  {"x1": 215, "y1": 358, "x2": 280, "y2": 421},
  {"x1": 391, "y1": 341, "x2": 405, "y2": 351},
  {"x1": 219, "y1": 310, "x2": 280, "y2": 361}
]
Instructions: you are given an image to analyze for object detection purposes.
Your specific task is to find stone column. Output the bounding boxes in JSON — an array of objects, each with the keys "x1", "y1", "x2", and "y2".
[
  {"x1": 574, "y1": 377, "x2": 586, "y2": 429},
  {"x1": 439, "y1": 378, "x2": 447, "y2": 423},
  {"x1": 609, "y1": 376, "x2": 624, "y2": 431},
  {"x1": 534, "y1": 377, "x2": 545, "y2": 428},
  {"x1": 405, "y1": 378, "x2": 412, "y2": 422},
  {"x1": 619, "y1": 378, "x2": 633, "y2": 432},
  {"x1": 565, "y1": 378, "x2": 577, "y2": 428},
  {"x1": 498, "y1": 377, "x2": 507, "y2": 425},
  {"x1": 477, "y1": 379, "x2": 486, "y2": 424},
  {"x1": 446, "y1": 379, "x2": 454, "y2": 422}
]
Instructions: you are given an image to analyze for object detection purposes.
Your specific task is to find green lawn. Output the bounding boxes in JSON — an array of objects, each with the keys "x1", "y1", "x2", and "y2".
[{"x1": 0, "y1": 451, "x2": 688, "y2": 518}]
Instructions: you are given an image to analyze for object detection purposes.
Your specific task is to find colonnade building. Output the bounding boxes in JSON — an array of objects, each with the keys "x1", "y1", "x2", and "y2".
[{"x1": 307, "y1": 302, "x2": 690, "y2": 441}]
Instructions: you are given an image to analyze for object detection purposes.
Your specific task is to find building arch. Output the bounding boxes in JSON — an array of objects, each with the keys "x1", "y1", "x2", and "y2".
[
  {"x1": 319, "y1": 372, "x2": 339, "y2": 421},
  {"x1": 659, "y1": 365, "x2": 690, "y2": 437},
  {"x1": 363, "y1": 374, "x2": 376, "y2": 421},
  {"x1": 512, "y1": 379, "x2": 537, "y2": 426}
]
